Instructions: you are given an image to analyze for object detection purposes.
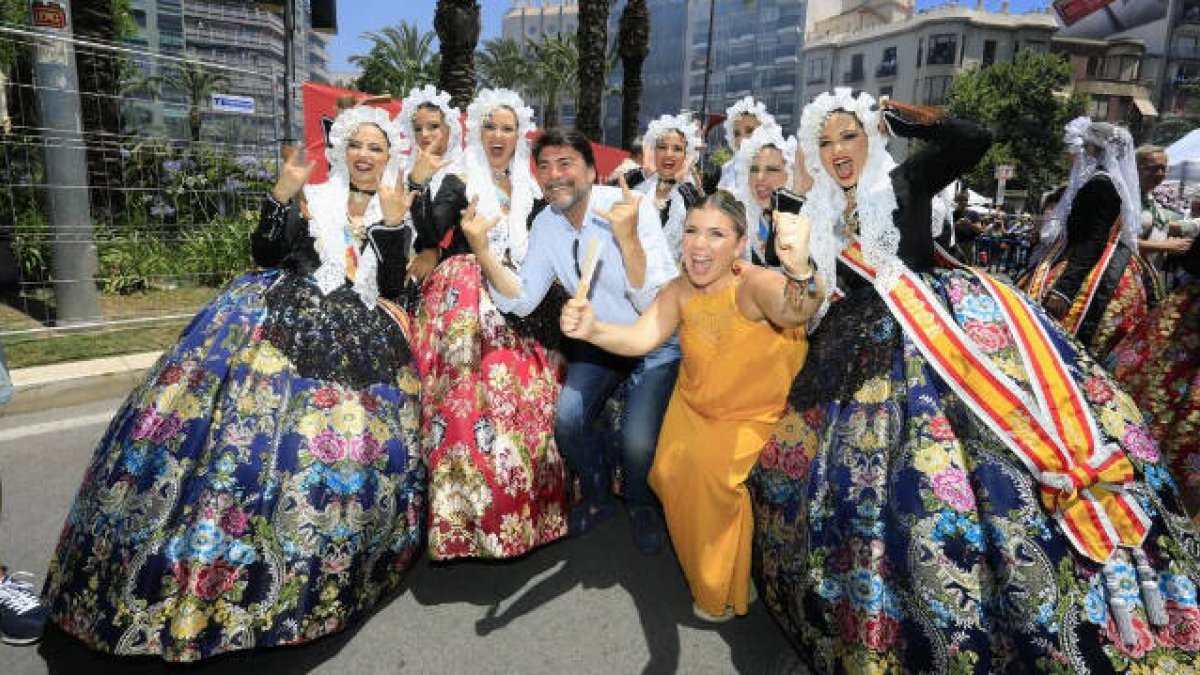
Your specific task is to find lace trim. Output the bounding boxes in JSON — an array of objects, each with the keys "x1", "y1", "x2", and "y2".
[{"x1": 303, "y1": 182, "x2": 382, "y2": 308}]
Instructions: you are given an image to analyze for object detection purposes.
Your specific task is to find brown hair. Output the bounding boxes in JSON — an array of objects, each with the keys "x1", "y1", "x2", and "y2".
[{"x1": 691, "y1": 190, "x2": 748, "y2": 238}]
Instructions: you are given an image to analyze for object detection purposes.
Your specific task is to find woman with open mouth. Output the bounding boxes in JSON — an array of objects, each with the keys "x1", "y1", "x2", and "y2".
[
  {"x1": 409, "y1": 88, "x2": 568, "y2": 561},
  {"x1": 42, "y1": 101, "x2": 424, "y2": 662},
  {"x1": 715, "y1": 96, "x2": 780, "y2": 193},
  {"x1": 748, "y1": 89, "x2": 1200, "y2": 673},
  {"x1": 622, "y1": 113, "x2": 706, "y2": 263},
  {"x1": 729, "y1": 125, "x2": 805, "y2": 266}
]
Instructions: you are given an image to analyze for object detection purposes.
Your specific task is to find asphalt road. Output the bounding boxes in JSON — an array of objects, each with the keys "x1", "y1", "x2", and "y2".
[{"x1": 0, "y1": 398, "x2": 807, "y2": 674}]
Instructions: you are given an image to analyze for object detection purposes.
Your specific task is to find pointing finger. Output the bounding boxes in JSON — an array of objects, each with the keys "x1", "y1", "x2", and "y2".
[{"x1": 618, "y1": 173, "x2": 633, "y2": 203}]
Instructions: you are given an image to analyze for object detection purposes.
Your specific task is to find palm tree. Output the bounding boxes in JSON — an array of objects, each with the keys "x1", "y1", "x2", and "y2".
[
  {"x1": 617, "y1": 0, "x2": 649, "y2": 150},
  {"x1": 434, "y1": 0, "x2": 481, "y2": 110},
  {"x1": 529, "y1": 34, "x2": 578, "y2": 129},
  {"x1": 477, "y1": 38, "x2": 530, "y2": 91},
  {"x1": 151, "y1": 62, "x2": 228, "y2": 144},
  {"x1": 575, "y1": 0, "x2": 610, "y2": 140},
  {"x1": 350, "y1": 23, "x2": 439, "y2": 97}
]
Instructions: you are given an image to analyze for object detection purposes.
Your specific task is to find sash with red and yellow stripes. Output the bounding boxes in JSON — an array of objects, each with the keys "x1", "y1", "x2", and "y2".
[{"x1": 838, "y1": 241, "x2": 1149, "y2": 563}]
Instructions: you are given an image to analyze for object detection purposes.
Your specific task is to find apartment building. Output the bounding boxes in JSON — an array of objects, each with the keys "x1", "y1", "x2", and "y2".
[
  {"x1": 501, "y1": 0, "x2": 580, "y2": 126},
  {"x1": 602, "y1": 0, "x2": 690, "y2": 147}
]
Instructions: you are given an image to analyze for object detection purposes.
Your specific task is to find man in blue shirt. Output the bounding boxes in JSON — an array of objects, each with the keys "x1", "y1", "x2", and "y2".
[{"x1": 462, "y1": 128, "x2": 680, "y2": 555}]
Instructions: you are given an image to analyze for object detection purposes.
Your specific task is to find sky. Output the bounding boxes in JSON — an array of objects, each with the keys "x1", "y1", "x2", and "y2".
[{"x1": 325, "y1": 0, "x2": 1053, "y2": 74}]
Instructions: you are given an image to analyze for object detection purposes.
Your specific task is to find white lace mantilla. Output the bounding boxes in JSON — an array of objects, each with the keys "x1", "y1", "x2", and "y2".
[{"x1": 304, "y1": 182, "x2": 382, "y2": 309}]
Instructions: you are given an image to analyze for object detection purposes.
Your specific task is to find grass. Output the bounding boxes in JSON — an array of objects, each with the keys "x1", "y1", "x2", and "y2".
[{"x1": 1, "y1": 286, "x2": 218, "y2": 369}]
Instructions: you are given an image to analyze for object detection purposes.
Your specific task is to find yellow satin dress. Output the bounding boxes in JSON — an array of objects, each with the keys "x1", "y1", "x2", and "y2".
[{"x1": 648, "y1": 279, "x2": 807, "y2": 617}]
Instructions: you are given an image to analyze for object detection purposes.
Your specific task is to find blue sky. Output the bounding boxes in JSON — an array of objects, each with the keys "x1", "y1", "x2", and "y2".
[{"x1": 326, "y1": 0, "x2": 1052, "y2": 73}]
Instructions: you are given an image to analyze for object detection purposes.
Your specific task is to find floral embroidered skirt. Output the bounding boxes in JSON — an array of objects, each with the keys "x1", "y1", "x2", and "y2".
[
  {"x1": 1110, "y1": 279, "x2": 1200, "y2": 518},
  {"x1": 748, "y1": 269, "x2": 1200, "y2": 674},
  {"x1": 43, "y1": 270, "x2": 426, "y2": 662},
  {"x1": 412, "y1": 254, "x2": 568, "y2": 560}
]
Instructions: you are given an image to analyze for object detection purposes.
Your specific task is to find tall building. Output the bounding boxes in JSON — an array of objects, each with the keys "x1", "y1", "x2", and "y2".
[
  {"x1": 603, "y1": 0, "x2": 690, "y2": 147},
  {"x1": 1165, "y1": 0, "x2": 1200, "y2": 119},
  {"x1": 124, "y1": 0, "x2": 331, "y2": 143}
]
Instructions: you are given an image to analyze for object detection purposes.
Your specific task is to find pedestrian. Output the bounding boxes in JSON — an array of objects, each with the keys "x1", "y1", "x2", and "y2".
[
  {"x1": 1025, "y1": 117, "x2": 1161, "y2": 361},
  {"x1": 0, "y1": 217, "x2": 50, "y2": 647},
  {"x1": 626, "y1": 113, "x2": 705, "y2": 261},
  {"x1": 464, "y1": 127, "x2": 679, "y2": 555},
  {"x1": 749, "y1": 88, "x2": 1200, "y2": 673},
  {"x1": 42, "y1": 102, "x2": 425, "y2": 661},
  {"x1": 715, "y1": 96, "x2": 780, "y2": 192},
  {"x1": 398, "y1": 84, "x2": 463, "y2": 286},
  {"x1": 408, "y1": 88, "x2": 569, "y2": 561},
  {"x1": 1135, "y1": 144, "x2": 1198, "y2": 291},
  {"x1": 729, "y1": 125, "x2": 799, "y2": 265},
  {"x1": 559, "y1": 192, "x2": 819, "y2": 622}
]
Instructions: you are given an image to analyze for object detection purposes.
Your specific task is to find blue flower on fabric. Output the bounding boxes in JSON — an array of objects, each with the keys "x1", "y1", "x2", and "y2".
[
  {"x1": 325, "y1": 464, "x2": 366, "y2": 495},
  {"x1": 847, "y1": 569, "x2": 885, "y2": 612},
  {"x1": 216, "y1": 454, "x2": 237, "y2": 474},
  {"x1": 1084, "y1": 584, "x2": 1107, "y2": 624},
  {"x1": 961, "y1": 520, "x2": 984, "y2": 551},
  {"x1": 165, "y1": 534, "x2": 187, "y2": 562},
  {"x1": 1162, "y1": 573, "x2": 1199, "y2": 605},
  {"x1": 187, "y1": 522, "x2": 225, "y2": 563},
  {"x1": 1142, "y1": 464, "x2": 1176, "y2": 492},
  {"x1": 817, "y1": 577, "x2": 843, "y2": 602},
  {"x1": 927, "y1": 598, "x2": 953, "y2": 624},
  {"x1": 1035, "y1": 602, "x2": 1057, "y2": 630},
  {"x1": 955, "y1": 294, "x2": 1002, "y2": 323},
  {"x1": 225, "y1": 540, "x2": 257, "y2": 566},
  {"x1": 330, "y1": 523, "x2": 355, "y2": 541},
  {"x1": 122, "y1": 449, "x2": 149, "y2": 475},
  {"x1": 1106, "y1": 561, "x2": 1141, "y2": 604}
]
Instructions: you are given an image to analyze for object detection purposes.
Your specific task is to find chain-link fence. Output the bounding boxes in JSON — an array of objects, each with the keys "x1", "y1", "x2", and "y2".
[{"x1": 0, "y1": 25, "x2": 281, "y2": 368}]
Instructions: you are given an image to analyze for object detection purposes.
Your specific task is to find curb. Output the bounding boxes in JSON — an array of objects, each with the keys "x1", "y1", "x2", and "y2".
[{"x1": 2, "y1": 351, "x2": 163, "y2": 417}]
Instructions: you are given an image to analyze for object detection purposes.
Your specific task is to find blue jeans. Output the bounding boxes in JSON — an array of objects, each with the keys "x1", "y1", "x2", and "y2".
[
  {"x1": 555, "y1": 335, "x2": 681, "y2": 509},
  {"x1": 0, "y1": 340, "x2": 11, "y2": 406}
]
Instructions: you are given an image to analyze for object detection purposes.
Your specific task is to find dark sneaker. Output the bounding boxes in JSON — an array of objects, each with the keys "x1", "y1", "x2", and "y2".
[
  {"x1": 630, "y1": 506, "x2": 664, "y2": 556},
  {"x1": 0, "y1": 571, "x2": 49, "y2": 645}
]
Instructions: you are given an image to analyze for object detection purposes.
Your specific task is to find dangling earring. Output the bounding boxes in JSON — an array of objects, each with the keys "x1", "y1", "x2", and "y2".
[{"x1": 731, "y1": 260, "x2": 742, "y2": 276}]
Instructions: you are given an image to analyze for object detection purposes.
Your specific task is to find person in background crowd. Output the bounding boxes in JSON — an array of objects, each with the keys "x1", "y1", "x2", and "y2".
[
  {"x1": 951, "y1": 189, "x2": 984, "y2": 263},
  {"x1": 1136, "y1": 145, "x2": 1198, "y2": 291},
  {"x1": 716, "y1": 96, "x2": 780, "y2": 192},
  {"x1": 408, "y1": 88, "x2": 568, "y2": 561},
  {"x1": 398, "y1": 85, "x2": 463, "y2": 286},
  {"x1": 730, "y1": 125, "x2": 797, "y2": 266},
  {"x1": 465, "y1": 128, "x2": 680, "y2": 556},
  {"x1": 607, "y1": 138, "x2": 642, "y2": 184},
  {"x1": 42, "y1": 102, "x2": 425, "y2": 661},
  {"x1": 0, "y1": 217, "x2": 50, "y2": 647},
  {"x1": 750, "y1": 89, "x2": 1200, "y2": 673},
  {"x1": 1026, "y1": 117, "x2": 1161, "y2": 362}
]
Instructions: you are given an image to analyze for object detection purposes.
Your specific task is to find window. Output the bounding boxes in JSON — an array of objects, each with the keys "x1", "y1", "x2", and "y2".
[
  {"x1": 1176, "y1": 34, "x2": 1200, "y2": 59},
  {"x1": 807, "y1": 56, "x2": 826, "y2": 83},
  {"x1": 1088, "y1": 95, "x2": 1110, "y2": 120},
  {"x1": 928, "y1": 34, "x2": 957, "y2": 65},
  {"x1": 157, "y1": 14, "x2": 183, "y2": 34},
  {"x1": 877, "y1": 46, "x2": 897, "y2": 77},
  {"x1": 924, "y1": 75, "x2": 952, "y2": 105},
  {"x1": 982, "y1": 40, "x2": 996, "y2": 67},
  {"x1": 1024, "y1": 40, "x2": 1048, "y2": 53},
  {"x1": 847, "y1": 53, "x2": 863, "y2": 81},
  {"x1": 916, "y1": 38, "x2": 923, "y2": 67}
]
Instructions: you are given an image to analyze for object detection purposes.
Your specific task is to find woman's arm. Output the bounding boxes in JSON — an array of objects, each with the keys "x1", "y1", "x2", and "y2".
[
  {"x1": 560, "y1": 280, "x2": 682, "y2": 357},
  {"x1": 741, "y1": 266, "x2": 825, "y2": 329},
  {"x1": 251, "y1": 195, "x2": 304, "y2": 268},
  {"x1": 368, "y1": 225, "x2": 412, "y2": 301},
  {"x1": 411, "y1": 175, "x2": 468, "y2": 258}
]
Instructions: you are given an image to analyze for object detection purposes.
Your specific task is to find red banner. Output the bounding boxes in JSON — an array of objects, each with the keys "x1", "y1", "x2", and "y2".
[{"x1": 302, "y1": 82, "x2": 629, "y2": 185}]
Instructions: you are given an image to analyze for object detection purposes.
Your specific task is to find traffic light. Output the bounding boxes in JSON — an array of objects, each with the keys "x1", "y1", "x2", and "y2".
[{"x1": 310, "y1": 0, "x2": 337, "y2": 34}]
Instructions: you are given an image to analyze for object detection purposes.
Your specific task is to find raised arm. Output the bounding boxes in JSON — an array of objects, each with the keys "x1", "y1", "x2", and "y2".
[
  {"x1": 559, "y1": 281, "x2": 682, "y2": 357},
  {"x1": 741, "y1": 212, "x2": 824, "y2": 328},
  {"x1": 253, "y1": 146, "x2": 314, "y2": 267},
  {"x1": 463, "y1": 200, "x2": 556, "y2": 317}
]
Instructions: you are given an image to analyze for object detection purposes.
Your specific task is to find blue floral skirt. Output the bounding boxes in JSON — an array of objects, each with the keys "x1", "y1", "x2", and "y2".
[
  {"x1": 43, "y1": 270, "x2": 426, "y2": 662},
  {"x1": 749, "y1": 269, "x2": 1200, "y2": 674}
]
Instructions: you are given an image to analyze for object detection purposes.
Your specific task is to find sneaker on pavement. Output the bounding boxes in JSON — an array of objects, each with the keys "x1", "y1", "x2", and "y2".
[
  {"x1": 0, "y1": 570, "x2": 49, "y2": 646},
  {"x1": 630, "y1": 505, "x2": 664, "y2": 555}
]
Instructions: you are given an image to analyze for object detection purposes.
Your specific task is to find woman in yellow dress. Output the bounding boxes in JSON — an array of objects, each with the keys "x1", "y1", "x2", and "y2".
[{"x1": 559, "y1": 191, "x2": 822, "y2": 622}]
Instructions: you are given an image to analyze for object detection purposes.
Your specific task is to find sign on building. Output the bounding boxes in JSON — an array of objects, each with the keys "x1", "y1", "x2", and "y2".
[{"x1": 211, "y1": 93, "x2": 256, "y2": 114}]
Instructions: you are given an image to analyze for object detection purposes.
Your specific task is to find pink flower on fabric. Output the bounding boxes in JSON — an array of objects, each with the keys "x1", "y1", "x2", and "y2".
[
  {"x1": 308, "y1": 431, "x2": 345, "y2": 464},
  {"x1": 131, "y1": 409, "x2": 161, "y2": 441},
  {"x1": 963, "y1": 319, "x2": 1010, "y2": 353},
  {"x1": 780, "y1": 447, "x2": 810, "y2": 480},
  {"x1": 348, "y1": 434, "x2": 384, "y2": 464},
  {"x1": 151, "y1": 413, "x2": 184, "y2": 444},
  {"x1": 1083, "y1": 376, "x2": 1114, "y2": 404},
  {"x1": 1122, "y1": 424, "x2": 1160, "y2": 463},
  {"x1": 929, "y1": 415, "x2": 955, "y2": 442},
  {"x1": 861, "y1": 613, "x2": 901, "y2": 651},
  {"x1": 1106, "y1": 614, "x2": 1155, "y2": 658},
  {"x1": 220, "y1": 507, "x2": 249, "y2": 537},
  {"x1": 932, "y1": 468, "x2": 976, "y2": 511},
  {"x1": 1159, "y1": 601, "x2": 1200, "y2": 650},
  {"x1": 758, "y1": 439, "x2": 779, "y2": 470}
]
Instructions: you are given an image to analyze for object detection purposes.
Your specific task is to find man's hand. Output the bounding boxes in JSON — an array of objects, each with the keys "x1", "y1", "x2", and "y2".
[
  {"x1": 1165, "y1": 237, "x2": 1193, "y2": 254},
  {"x1": 377, "y1": 170, "x2": 413, "y2": 225},
  {"x1": 461, "y1": 195, "x2": 502, "y2": 249},
  {"x1": 560, "y1": 298, "x2": 595, "y2": 340},
  {"x1": 774, "y1": 212, "x2": 813, "y2": 279},
  {"x1": 271, "y1": 145, "x2": 314, "y2": 203},
  {"x1": 594, "y1": 174, "x2": 641, "y2": 244}
]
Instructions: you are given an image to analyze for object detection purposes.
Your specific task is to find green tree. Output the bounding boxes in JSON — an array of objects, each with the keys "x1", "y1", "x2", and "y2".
[
  {"x1": 350, "y1": 22, "x2": 439, "y2": 98},
  {"x1": 616, "y1": 0, "x2": 649, "y2": 150},
  {"x1": 528, "y1": 34, "x2": 578, "y2": 129},
  {"x1": 477, "y1": 37, "x2": 529, "y2": 91},
  {"x1": 148, "y1": 62, "x2": 229, "y2": 144},
  {"x1": 947, "y1": 50, "x2": 1085, "y2": 201},
  {"x1": 575, "y1": 0, "x2": 610, "y2": 139},
  {"x1": 435, "y1": 0, "x2": 481, "y2": 110}
]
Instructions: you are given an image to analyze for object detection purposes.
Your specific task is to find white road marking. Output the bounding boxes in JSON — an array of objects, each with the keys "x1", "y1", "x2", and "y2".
[{"x1": 0, "y1": 410, "x2": 115, "y2": 443}]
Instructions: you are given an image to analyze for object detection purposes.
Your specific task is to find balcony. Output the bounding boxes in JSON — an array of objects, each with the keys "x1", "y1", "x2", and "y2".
[{"x1": 875, "y1": 62, "x2": 897, "y2": 78}]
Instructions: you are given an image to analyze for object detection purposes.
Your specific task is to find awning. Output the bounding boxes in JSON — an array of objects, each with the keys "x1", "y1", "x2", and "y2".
[{"x1": 1132, "y1": 97, "x2": 1158, "y2": 117}]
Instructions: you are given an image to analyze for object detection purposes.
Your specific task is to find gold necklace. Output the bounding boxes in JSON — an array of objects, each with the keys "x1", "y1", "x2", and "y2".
[{"x1": 347, "y1": 214, "x2": 366, "y2": 245}]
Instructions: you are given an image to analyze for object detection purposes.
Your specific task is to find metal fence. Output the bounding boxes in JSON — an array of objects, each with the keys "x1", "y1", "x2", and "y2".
[{"x1": 0, "y1": 25, "x2": 281, "y2": 363}]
